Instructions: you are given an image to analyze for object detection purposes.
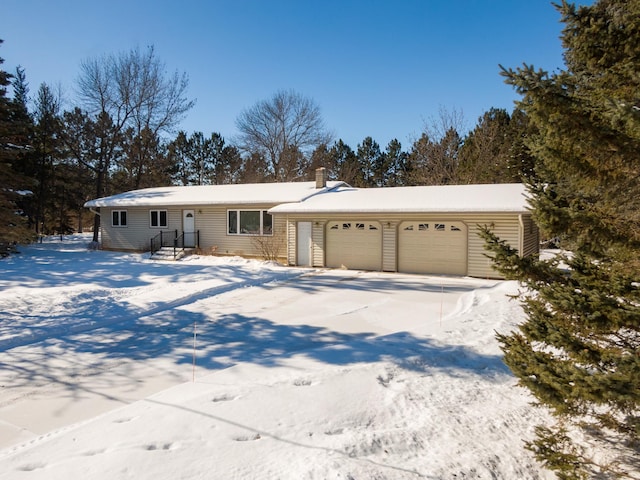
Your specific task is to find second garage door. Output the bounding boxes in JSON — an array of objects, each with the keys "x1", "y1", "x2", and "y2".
[
  {"x1": 398, "y1": 221, "x2": 467, "y2": 275},
  {"x1": 326, "y1": 221, "x2": 382, "y2": 271}
]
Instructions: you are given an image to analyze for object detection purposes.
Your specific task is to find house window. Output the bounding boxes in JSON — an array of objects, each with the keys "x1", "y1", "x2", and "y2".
[
  {"x1": 227, "y1": 210, "x2": 273, "y2": 235},
  {"x1": 435, "y1": 223, "x2": 445, "y2": 231},
  {"x1": 150, "y1": 210, "x2": 168, "y2": 228},
  {"x1": 112, "y1": 210, "x2": 127, "y2": 227}
]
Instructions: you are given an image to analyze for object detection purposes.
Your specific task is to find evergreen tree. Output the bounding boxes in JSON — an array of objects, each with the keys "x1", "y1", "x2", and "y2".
[
  {"x1": 217, "y1": 143, "x2": 243, "y2": 184},
  {"x1": 482, "y1": 1, "x2": 640, "y2": 477},
  {"x1": 12, "y1": 66, "x2": 29, "y2": 111},
  {"x1": 168, "y1": 131, "x2": 191, "y2": 186},
  {"x1": 0, "y1": 40, "x2": 35, "y2": 252},
  {"x1": 31, "y1": 83, "x2": 64, "y2": 235},
  {"x1": 356, "y1": 136, "x2": 382, "y2": 187},
  {"x1": 330, "y1": 140, "x2": 360, "y2": 186},
  {"x1": 61, "y1": 108, "x2": 124, "y2": 241},
  {"x1": 406, "y1": 129, "x2": 461, "y2": 185},
  {"x1": 308, "y1": 143, "x2": 333, "y2": 180},
  {"x1": 383, "y1": 139, "x2": 408, "y2": 187},
  {"x1": 458, "y1": 108, "x2": 521, "y2": 184},
  {"x1": 167, "y1": 131, "x2": 241, "y2": 185}
]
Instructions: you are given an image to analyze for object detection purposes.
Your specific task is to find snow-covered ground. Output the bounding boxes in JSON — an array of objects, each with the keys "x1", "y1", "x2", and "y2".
[{"x1": 0, "y1": 234, "x2": 553, "y2": 479}]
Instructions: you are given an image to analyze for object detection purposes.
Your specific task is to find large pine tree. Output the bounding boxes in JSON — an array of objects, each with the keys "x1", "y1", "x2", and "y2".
[
  {"x1": 481, "y1": 1, "x2": 640, "y2": 478},
  {"x1": 0, "y1": 41, "x2": 34, "y2": 252}
]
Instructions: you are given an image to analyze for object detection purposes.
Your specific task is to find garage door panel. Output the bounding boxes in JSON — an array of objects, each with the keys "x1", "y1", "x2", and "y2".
[
  {"x1": 326, "y1": 221, "x2": 382, "y2": 271},
  {"x1": 398, "y1": 221, "x2": 467, "y2": 275}
]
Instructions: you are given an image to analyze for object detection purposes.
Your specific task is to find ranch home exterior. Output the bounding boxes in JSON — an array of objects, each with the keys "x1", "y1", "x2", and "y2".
[
  {"x1": 83, "y1": 178, "x2": 345, "y2": 257},
  {"x1": 84, "y1": 169, "x2": 538, "y2": 278}
]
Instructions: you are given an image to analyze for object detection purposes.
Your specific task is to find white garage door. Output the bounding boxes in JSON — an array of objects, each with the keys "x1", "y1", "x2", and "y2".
[
  {"x1": 398, "y1": 221, "x2": 467, "y2": 275},
  {"x1": 326, "y1": 221, "x2": 382, "y2": 271}
]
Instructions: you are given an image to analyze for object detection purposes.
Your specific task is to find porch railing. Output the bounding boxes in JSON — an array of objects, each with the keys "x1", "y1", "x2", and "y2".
[{"x1": 150, "y1": 230, "x2": 199, "y2": 260}]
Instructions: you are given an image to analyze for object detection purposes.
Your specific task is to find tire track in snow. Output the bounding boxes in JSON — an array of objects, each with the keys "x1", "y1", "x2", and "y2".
[{"x1": 0, "y1": 269, "x2": 306, "y2": 352}]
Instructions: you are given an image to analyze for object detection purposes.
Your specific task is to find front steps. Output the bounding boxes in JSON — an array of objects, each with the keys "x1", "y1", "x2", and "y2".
[{"x1": 150, "y1": 246, "x2": 189, "y2": 261}]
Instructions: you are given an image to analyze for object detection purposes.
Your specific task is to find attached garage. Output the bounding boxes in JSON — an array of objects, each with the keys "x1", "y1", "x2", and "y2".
[
  {"x1": 269, "y1": 183, "x2": 538, "y2": 279},
  {"x1": 326, "y1": 220, "x2": 382, "y2": 270},
  {"x1": 398, "y1": 221, "x2": 467, "y2": 275}
]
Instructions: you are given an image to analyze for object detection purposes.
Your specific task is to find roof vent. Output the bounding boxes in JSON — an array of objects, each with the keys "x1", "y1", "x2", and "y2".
[{"x1": 315, "y1": 167, "x2": 327, "y2": 189}]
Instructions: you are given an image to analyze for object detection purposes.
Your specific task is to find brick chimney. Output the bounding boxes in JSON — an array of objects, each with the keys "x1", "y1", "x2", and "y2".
[{"x1": 315, "y1": 167, "x2": 327, "y2": 189}]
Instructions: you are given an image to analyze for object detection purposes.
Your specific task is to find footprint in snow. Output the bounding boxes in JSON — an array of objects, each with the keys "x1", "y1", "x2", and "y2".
[
  {"x1": 293, "y1": 378, "x2": 313, "y2": 386},
  {"x1": 232, "y1": 434, "x2": 261, "y2": 442},
  {"x1": 113, "y1": 415, "x2": 139, "y2": 424},
  {"x1": 211, "y1": 394, "x2": 238, "y2": 402},
  {"x1": 143, "y1": 442, "x2": 175, "y2": 451},
  {"x1": 17, "y1": 462, "x2": 46, "y2": 472}
]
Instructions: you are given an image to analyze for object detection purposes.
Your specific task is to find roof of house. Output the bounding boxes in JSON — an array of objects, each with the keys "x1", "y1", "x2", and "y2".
[
  {"x1": 269, "y1": 183, "x2": 530, "y2": 214},
  {"x1": 84, "y1": 181, "x2": 346, "y2": 208}
]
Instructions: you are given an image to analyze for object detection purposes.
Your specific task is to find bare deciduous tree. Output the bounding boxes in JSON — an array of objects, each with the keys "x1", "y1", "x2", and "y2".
[
  {"x1": 72, "y1": 45, "x2": 194, "y2": 240},
  {"x1": 235, "y1": 90, "x2": 332, "y2": 181}
]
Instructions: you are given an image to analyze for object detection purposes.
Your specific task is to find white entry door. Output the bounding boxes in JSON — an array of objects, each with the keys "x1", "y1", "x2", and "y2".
[
  {"x1": 297, "y1": 222, "x2": 312, "y2": 266},
  {"x1": 183, "y1": 210, "x2": 196, "y2": 247}
]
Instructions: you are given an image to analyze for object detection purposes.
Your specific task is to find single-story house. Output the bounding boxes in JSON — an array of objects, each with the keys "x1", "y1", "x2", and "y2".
[
  {"x1": 84, "y1": 168, "x2": 538, "y2": 278},
  {"x1": 83, "y1": 175, "x2": 345, "y2": 257}
]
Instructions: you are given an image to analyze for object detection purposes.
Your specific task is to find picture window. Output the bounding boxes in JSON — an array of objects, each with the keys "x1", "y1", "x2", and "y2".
[{"x1": 227, "y1": 210, "x2": 273, "y2": 236}]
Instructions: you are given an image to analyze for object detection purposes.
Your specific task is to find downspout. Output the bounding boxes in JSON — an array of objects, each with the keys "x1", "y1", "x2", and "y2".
[
  {"x1": 88, "y1": 207, "x2": 101, "y2": 247},
  {"x1": 518, "y1": 214, "x2": 524, "y2": 256}
]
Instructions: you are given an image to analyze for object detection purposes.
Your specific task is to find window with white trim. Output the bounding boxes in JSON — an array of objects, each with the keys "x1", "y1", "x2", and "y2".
[
  {"x1": 150, "y1": 210, "x2": 168, "y2": 228},
  {"x1": 227, "y1": 210, "x2": 273, "y2": 235},
  {"x1": 112, "y1": 210, "x2": 127, "y2": 227}
]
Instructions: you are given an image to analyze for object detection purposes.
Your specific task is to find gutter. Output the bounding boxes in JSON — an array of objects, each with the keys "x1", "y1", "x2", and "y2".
[{"x1": 89, "y1": 207, "x2": 101, "y2": 216}]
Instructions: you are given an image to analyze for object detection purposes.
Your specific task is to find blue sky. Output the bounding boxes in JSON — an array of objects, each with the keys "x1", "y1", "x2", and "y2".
[{"x1": 2, "y1": 1, "x2": 587, "y2": 149}]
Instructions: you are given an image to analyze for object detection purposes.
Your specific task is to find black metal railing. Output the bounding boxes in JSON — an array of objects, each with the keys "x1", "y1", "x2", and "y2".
[
  {"x1": 150, "y1": 230, "x2": 177, "y2": 255},
  {"x1": 150, "y1": 230, "x2": 199, "y2": 260}
]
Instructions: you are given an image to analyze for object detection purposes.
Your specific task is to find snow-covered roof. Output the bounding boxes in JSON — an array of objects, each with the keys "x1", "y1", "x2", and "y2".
[
  {"x1": 84, "y1": 181, "x2": 345, "y2": 208},
  {"x1": 269, "y1": 183, "x2": 530, "y2": 214}
]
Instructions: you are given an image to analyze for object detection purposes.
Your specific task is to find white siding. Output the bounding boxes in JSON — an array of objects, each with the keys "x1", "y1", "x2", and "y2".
[
  {"x1": 102, "y1": 207, "x2": 182, "y2": 251},
  {"x1": 287, "y1": 218, "x2": 296, "y2": 265},
  {"x1": 466, "y1": 214, "x2": 522, "y2": 278},
  {"x1": 382, "y1": 221, "x2": 397, "y2": 272},
  {"x1": 101, "y1": 204, "x2": 287, "y2": 261},
  {"x1": 312, "y1": 221, "x2": 326, "y2": 267},
  {"x1": 520, "y1": 214, "x2": 540, "y2": 258}
]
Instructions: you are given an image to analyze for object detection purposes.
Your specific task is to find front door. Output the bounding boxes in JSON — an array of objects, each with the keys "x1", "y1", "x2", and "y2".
[{"x1": 183, "y1": 210, "x2": 196, "y2": 247}]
